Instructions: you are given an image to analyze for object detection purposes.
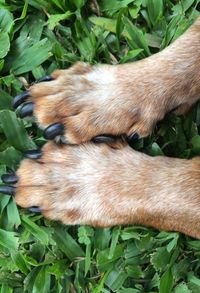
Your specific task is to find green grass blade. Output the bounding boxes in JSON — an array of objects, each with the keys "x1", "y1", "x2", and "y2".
[
  {"x1": 53, "y1": 226, "x2": 84, "y2": 260},
  {"x1": 21, "y1": 215, "x2": 49, "y2": 245},
  {"x1": 0, "y1": 110, "x2": 36, "y2": 151}
]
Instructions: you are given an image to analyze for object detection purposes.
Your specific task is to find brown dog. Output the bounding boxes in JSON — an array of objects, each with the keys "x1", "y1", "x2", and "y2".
[{"x1": 1, "y1": 16, "x2": 200, "y2": 238}]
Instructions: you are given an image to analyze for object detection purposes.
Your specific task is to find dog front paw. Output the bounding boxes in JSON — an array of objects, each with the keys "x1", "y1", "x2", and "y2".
[
  {"x1": 0, "y1": 142, "x2": 136, "y2": 226},
  {"x1": 12, "y1": 62, "x2": 160, "y2": 144}
]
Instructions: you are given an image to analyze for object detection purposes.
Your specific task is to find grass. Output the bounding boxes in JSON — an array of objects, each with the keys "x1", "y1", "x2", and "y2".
[{"x1": 0, "y1": 0, "x2": 200, "y2": 292}]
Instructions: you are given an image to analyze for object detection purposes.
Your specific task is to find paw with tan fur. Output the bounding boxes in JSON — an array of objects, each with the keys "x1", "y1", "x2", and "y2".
[
  {"x1": 12, "y1": 17, "x2": 200, "y2": 144},
  {"x1": 1, "y1": 142, "x2": 200, "y2": 238},
  {"x1": 1, "y1": 142, "x2": 139, "y2": 226}
]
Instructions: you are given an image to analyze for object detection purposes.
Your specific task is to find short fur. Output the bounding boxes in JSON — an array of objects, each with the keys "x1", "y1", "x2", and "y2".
[
  {"x1": 15, "y1": 16, "x2": 200, "y2": 238},
  {"x1": 29, "y1": 16, "x2": 200, "y2": 143}
]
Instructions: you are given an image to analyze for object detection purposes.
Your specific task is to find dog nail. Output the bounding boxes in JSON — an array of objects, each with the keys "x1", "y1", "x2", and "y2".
[
  {"x1": 1, "y1": 174, "x2": 18, "y2": 184},
  {"x1": 0, "y1": 186, "x2": 15, "y2": 196},
  {"x1": 127, "y1": 132, "x2": 139, "y2": 143},
  {"x1": 37, "y1": 76, "x2": 54, "y2": 83},
  {"x1": 12, "y1": 91, "x2": 30, "y2": 109},
  {"x1": 92, "y1": 135, "x2": 117, "y2": 144},
  {"x1": 24, "y1": 150, "x2": 42, "y2": 159},
  {"x1": 43, "y1": 123, "x2": 64, "y2": 140},
  {"x1": 28, "y1": 206, "x2": 42, "y2": 213},
  {"x1": 19, "y1": 102, "x2": 34, "y2": 118}
]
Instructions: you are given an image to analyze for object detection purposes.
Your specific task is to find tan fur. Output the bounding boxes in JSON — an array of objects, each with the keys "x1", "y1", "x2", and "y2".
[
  {"x1": 27, "y1": 16, "x2": 200, "y2": 143},
  {"x1": 15, "y1": 142, "x2": 200, "y2": 239},
  {"x1": 14, "y1": 16, "x2": 200, "y2": 239}
]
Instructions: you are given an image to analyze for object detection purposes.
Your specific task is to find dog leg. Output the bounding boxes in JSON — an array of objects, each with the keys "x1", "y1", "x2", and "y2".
[
  {"x1": 1, "y1": 142, "x2": 200, "y2": 238},
  {"x1": 12, "y1": 16, "x2": 200, "y2": 143}
]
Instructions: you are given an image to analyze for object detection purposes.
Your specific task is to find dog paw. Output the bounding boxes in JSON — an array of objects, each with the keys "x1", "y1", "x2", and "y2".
[
  {"x1": 12, "y1": 17, "x2": 200, "y2": 144},
  {"x1": 12, "y1": 61, "x2": 168, "y2": 144},
  {"x1": 0, "y1": 142, "x2": 137, "y2": 226},
  {"x1": 13, "y1": 46, "x2": 199, "y2": 144},
  {"x1": 1, "y1": 141, "x2": 200, "y2": 237}
]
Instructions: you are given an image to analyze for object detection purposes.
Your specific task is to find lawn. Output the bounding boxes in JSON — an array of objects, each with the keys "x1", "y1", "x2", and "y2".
[{"x1": 0, "y1": 0, "x2": 200, "y2": 292}]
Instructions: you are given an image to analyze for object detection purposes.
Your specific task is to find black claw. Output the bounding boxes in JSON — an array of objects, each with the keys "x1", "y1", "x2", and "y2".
[
  {"x1": 37, "y1": 76, "x2": 54, "y2": 83},
  {"x1": 127, "y1": 132, "x2": 139, "y2": 143},
  {"x1": 92, "y1": 135, "x2": 117, "y2": 144},
  {"x1": 19, "y1": 102, "x2": 34, "y2": 118},
  {"x1": 0, "y1": 186, "x2": 15, "y2": 196},
  {"x1": 24, "y1": 150, "x2": 42, "y2": 159},
  {"x1": 12, "y1": 91, "x2": 30, "y2": 109},
  {"x1": 1, "y1": 174, "x2": 18, "y2": 184},
  {"x1": 44, "y1": 123, "x2": 65, "y2": 140},
  {"x1": 28, "y1": 206, "x2": 42, "y2": 213}
]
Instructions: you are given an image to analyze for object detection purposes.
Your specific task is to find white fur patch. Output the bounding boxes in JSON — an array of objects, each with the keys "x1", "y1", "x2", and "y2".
[{"x1": 86, "y1": 66, "x2": 115, "y2": 85}]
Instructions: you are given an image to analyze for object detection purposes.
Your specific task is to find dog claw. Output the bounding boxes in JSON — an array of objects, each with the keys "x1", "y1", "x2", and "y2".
[
  {"x1": 19, "y1": 102, "x2": 34, "y2": 118},
  {"x1": 37, "y1": 76, "x2": 54, "y2": 83},
  {"x1": 92, "y1": 135, "x2": 117, "y2": 144},
  {"x1": 12, "y1": 91, "x2": 30, "y2": 109},
  {"x1": 28, "y1": 206, "x2": 42, "y2": 213},
  {"x1": 24, "y1": 150, "x2": 42, "y2": 159},
  {"x1": 43, "y1": 123, "x2": 65, "y2": 140},
  {"x1": 0, "y1": 186, "x2": 15, "y2": 196},
  {"x1": 1, "y1": 174, "x2": 18, "y2": 184},
  {"x1": 126, "y1": 132, "x2": 139, "y2": 143}
]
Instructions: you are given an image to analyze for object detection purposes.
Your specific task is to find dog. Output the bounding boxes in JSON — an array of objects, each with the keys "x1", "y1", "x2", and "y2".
[{"x1": 0, "y1": 16, "x2": 200, "y2": 238}]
